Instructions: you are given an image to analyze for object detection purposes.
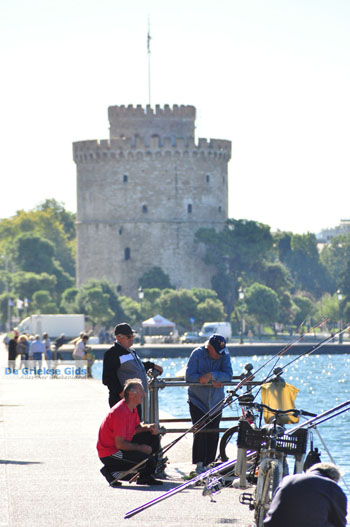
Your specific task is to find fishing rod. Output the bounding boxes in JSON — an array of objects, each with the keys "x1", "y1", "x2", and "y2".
[
  {"x1": 274, "y1": 323, "x2": 350, "y2": 373},
  {"x1": 124, "y1": 400, "x2": 350, "y2": 519},
  {"x1": 119, "y1": 318, "x2": 313, "y2": 485},
  {"x1": 288, "y1": 400, "x2": 350, "y2": 434},
  {"x1": 247, "y1": 318, "x2": 328, "y2": 404},
  {"x1": 117, "y1": 322, "x2": 342, "y2": 485},
  {"x1": 255, "y1": 323, "x2": 350, "y2": 388},
  {"x1": 112, "y1": 389, "x2": 237, "y2": 484}
]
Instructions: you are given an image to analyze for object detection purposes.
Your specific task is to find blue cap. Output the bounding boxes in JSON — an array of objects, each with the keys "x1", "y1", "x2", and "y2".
[{"x1": 208, "y1": 334, "x2": 226, "y2": 354}]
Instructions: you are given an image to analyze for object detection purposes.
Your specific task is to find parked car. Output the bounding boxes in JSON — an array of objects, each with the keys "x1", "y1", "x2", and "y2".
[{"x1": 180, "y1": 331, "x2": 202, "y2": 344}]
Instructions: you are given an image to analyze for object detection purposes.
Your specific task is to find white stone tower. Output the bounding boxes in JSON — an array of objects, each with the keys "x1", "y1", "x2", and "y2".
[{"x1": 73, "y1": 104, "x2": 231, "y2": 298}]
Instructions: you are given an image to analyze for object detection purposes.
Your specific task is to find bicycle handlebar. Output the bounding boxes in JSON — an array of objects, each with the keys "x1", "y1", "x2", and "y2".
[{"x1": 246, "y1": 402, "x2": 317, "y2": 418}]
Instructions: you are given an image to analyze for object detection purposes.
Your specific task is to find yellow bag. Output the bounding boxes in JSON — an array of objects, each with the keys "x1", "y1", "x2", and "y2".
[{"x1": 261, "y1": 381, "x2": 299, "y2": 424}]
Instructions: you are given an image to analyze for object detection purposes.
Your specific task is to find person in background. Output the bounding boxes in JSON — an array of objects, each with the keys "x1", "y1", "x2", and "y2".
[
  {"x1": 17, "y1": 334, "x2": 28, "y2": 367},
  {"x1": 8, "y1": 332, "x2": 18, "y2": 366},
  {"x1": 185, "y1": 333, "x2": 233, "y2": 474},
  {"x1": 102, "y1": 323, "x2": 163, "y2": 416},
  {"x1": 42, "y1": 332, "x2": 52, "y2": 367},
  {"x1": 73, "y1": 333, "x2": 89, "y2": 361},
  {"x1": 53, "y1": 333, "x2": 66, "y2": 361},
  {"x1": 29, "y1": 334, "x2": 45, "y2": 369},
  {"x1": 97, "y1": 378, "x2": 162, "y2": 487},
  {"x1": 263, "y1": 462, "x2": 347, "y2": 527}
]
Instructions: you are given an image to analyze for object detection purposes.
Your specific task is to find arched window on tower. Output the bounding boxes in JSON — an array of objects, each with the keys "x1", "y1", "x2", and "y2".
[
  {"x1": 123, "y1": 174, "x2": 128, "y2": 183},
  {"x1": 187, "y1": 204, "x2": 192, "y2": 214},
  {"x1": 124, "y1": 248, "x2": 131, "y2": 260},
  {"x1": 206, "y1": 174, "x2": 210, "y2": 183},
  {"x1": 142, "y1": 204, "x2": 148, "y2": 213}
]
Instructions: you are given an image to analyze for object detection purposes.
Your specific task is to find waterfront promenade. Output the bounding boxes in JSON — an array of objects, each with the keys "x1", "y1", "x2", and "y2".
[{"x1": 0, "y1": 336, "x2": 255, "y2": 527}]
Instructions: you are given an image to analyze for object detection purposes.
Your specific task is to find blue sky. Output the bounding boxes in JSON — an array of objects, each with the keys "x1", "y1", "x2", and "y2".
[{"x1": 1, "y1": 0, "x2": 350, "y2": 234}]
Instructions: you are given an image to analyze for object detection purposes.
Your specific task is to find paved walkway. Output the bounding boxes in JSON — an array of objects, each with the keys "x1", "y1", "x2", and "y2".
[{"x1": 0, "y1": 336, "x2": 255, "y2": 527}]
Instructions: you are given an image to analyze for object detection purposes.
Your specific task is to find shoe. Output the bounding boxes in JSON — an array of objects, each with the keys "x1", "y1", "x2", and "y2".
[
  {"x1": 195, "y1": 462, "x2": 207, "y2": 474},
  {"x1": 136, "y1": 475, "x2": 163, "y2": 486},
  {"x1": 100, "y1": 466, "x2": 122, "y2": 487}
]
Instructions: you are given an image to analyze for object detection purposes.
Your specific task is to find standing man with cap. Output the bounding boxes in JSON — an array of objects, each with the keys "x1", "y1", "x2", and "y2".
[
  {"x1": 102, "y1": 322, "x2": 163, "y2": 415},
  {"x1": 185, "y1": 334, "x2": 233, "y2": 474}
]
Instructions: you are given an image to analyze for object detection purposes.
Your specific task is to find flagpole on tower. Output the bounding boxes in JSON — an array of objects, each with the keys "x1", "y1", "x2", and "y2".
[{"x1": 147, "y1": 16, "x2": 151, "y2": 107}]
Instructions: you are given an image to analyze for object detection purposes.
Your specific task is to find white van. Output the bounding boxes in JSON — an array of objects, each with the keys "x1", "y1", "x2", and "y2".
[{"x1": 199, "y1": 322, "x2": 232, "y2": 341}]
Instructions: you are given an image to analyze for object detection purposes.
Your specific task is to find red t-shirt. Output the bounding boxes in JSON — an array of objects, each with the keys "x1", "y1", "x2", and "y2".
[{"x1": 96, "y1": 399, "x2": 140, "y2": 458}]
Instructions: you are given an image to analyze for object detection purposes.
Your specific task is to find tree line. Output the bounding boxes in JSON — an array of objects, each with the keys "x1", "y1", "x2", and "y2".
[{"x1": 0, "y1": 200, "x2": 349, "y2": 335}]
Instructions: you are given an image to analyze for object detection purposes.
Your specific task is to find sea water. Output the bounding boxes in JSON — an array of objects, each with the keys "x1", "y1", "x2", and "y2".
[{"x1": 92, "y1": 353, "x2": 350, "y2": 497}]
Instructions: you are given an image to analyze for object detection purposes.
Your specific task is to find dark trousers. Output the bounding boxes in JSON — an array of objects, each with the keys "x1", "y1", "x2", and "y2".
[
  {"x1": 100, "y1": 431, "x2": 160, "y2": 479},
  {"x1": 189, "y1": 401, "x2": 222, "y2": 466}
]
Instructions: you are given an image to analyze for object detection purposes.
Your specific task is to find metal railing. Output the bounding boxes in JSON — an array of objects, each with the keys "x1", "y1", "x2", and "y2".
[{"x1": 143, "y1": 373, "x2": 262, "y2": 434}]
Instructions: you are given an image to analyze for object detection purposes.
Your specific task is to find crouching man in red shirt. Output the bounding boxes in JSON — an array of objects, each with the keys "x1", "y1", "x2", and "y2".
[{"x1": 97, "y1": 377, "x2": 163, "y2": 487}]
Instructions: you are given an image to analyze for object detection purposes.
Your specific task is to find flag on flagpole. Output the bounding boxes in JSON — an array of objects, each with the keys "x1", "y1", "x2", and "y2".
[
  {"x1": 8, "y1": 299, "x2": 14, "y2": 307},
  {"x1": 17, "y1": 298, "x2": 24, "y2": 310}
]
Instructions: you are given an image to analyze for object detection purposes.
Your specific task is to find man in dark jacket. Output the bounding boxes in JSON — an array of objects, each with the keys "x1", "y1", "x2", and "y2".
[
  {"x1": 102, "y1": 323, "x2": 163, "y2": 414},
  {"x1": 8, "y1": 333, "x2": 18, "y2": 364},
  {"x1": 264, "y1": 462, "x2": 347, "y2": 527}
]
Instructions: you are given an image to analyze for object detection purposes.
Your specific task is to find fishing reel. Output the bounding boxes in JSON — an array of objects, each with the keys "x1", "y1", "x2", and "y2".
[{"x1": 202, "y1": 476, "x2": 224, "y2": 502}]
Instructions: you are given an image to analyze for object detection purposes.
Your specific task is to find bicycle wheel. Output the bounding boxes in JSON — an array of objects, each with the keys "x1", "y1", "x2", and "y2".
[
  {"x1": 219, "y1": 426, "x2": 239, "y2": 462},
  {"x1": 255, "y1": 463, "x2": 280, "y2": 527}
]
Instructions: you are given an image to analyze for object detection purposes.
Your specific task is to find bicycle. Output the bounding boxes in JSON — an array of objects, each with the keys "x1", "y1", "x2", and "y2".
[
  {"x1": 238, "y1": 402, "x2": 314, "y2": 527},
  {"x1": 219, "y1": 391, "x2": 258, "y2": 463}
]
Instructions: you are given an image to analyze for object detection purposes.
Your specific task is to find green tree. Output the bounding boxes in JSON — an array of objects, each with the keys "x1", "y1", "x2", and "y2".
[
  {"x1": 196, "y1": 219, "x2": 274, "y2": 316},
  {"x1": 143, "y1": 288, "x2": 163, "y2": 304},
  {"x1": 244, "y1": 283, "x2": 280, "y2": 328},
  {"x1": 0, "y1": 292, "x2": 12, "y2": 327},
  {"x1": 262, "y1": 262, "x2": 293, "y2": 294},
  {"x1": 0, "y1": 201, "x2": 75, "y2": 277},
  {"x1": 139, "y1": 266, "x2": 173, "y2": 289},
  {"x1": 156, "y1": 289, "x2": 198, "y2": 329},
  {"x1": 313, "y1": 293, "x2": 340, "y2": 328},
  {"x1": 196, "y1": 298, "x2": 226, "y2": 326},
  {"x1": 278, "y1": 232, "x2": 331, "y2": 297},
  {"x1": 31, "y1": 290, "x2": 58, "y2": 314},
  {"x1": 338, "y1": 258, "x2": 350, "y2": 315},
  {"x1": 75, "y1": 280, "x2": 125, "y2": 327},
  {"x1": 292, "y1": 295, "x2": 315, "y2": 327},
  {"x1": 277, "y1": 291, "x2": 296, "y2": 325},
  {"x1": 12, "y1": 233, "x2": 73, "y2": 295},
  {"x1": 191, "y1": 288, "x2": 219, "y2": 304},
  {"x1": 138, "y1": 288, "x2": 164, "y2": 320},
  {"x1": 77, "y1": 287, "x2": 114, "y2": 327},
  {"x1": 36, "y1": 199, "x2": 76, "y2": 241},
  {"x1": 320, "y1": 235, "x2": 350, "y2": 292},
  {"x1": 13, "y1": 233, "x2": 56, "y2": 274},
  {"x1": 119, "y1": 297, "x2": 141, "y2": 327},
  {"x1": 11, "y1": 271, "x2": 57, "y2": 300},
  {"x1": 60, "y1": 287, "x2": 79, "y2": 313}
]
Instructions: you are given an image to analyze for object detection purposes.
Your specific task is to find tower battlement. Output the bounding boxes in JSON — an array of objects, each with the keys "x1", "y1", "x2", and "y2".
[
  {"x1": 108, "y1": 104, "x2": 196, "y2": 139},
  {"x1": 108, "y1": 103, "x2": 196, "y2": 118},
  {"x1": 73, "y1": 136, "x2": 231, "y2": 163}
]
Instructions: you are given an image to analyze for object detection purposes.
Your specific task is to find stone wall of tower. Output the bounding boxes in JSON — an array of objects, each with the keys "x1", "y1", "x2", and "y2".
[{"x1": 73, "y1": 105, "x2": 231, "y2": 299}]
